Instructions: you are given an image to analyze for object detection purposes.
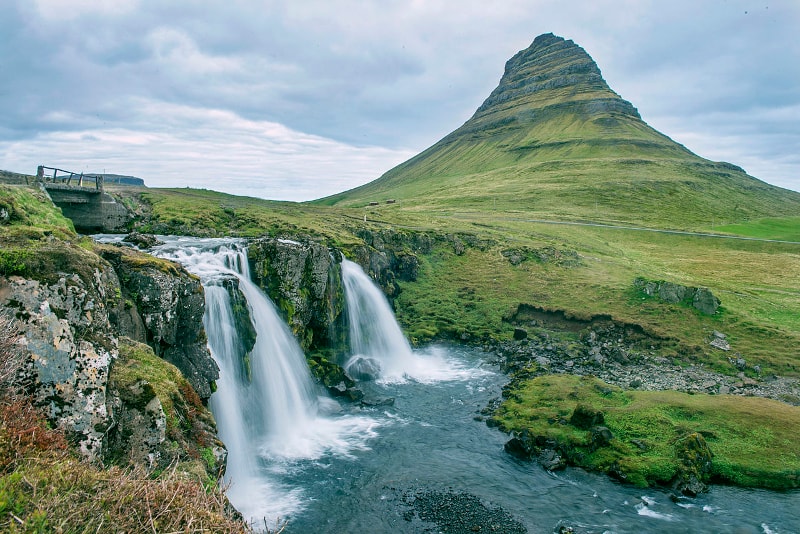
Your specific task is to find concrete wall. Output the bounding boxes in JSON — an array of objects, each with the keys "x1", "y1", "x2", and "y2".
[{"x1": 46, "y1": 185, "x2": 130, "y2": 233}]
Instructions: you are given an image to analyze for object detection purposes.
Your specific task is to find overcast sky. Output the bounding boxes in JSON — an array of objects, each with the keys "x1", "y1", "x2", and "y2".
[{"x1": 1, "y1": 0, "x2": 798, "y2": 201}]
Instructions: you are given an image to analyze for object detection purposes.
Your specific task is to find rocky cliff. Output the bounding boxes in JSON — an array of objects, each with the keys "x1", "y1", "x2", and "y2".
[
  {"x1": 248, "y1": 236, "x2": 346, "y2": 353},
  {"x1": 0, "y1": 232, "x2": 222, "y2": 478}
]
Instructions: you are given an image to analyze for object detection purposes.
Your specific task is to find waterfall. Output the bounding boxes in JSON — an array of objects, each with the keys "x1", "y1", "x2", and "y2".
[
  {"x1": 341, "y1": 258, "x2": 466, "y2": 383},
  {"x1": 155, "y1": 239, "x2": 379, "y2": 526}
]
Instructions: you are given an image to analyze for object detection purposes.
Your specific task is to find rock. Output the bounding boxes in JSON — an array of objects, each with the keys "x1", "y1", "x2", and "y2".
[
  {"x1": 539, "y1": 448, "x2": 567, "y2": 470},
  {"x1": 106, "y1": 378, "x2": 166, "y2": 468},
  {"x1": 513, "y1": 327, "x2": 528, "y2": 341},
  {"x1": 658, "y1": 282, "x2": 687, "y2": 303},
  {"x1": 122, "y1": 231, "x2": 163, "y2": 249},
  {"x1": 710, "y1": 331, "x2": 731, "y2": 351},
  {"x1": 569, "y1": 404, "x2": 604, "y2": 430},
  {"x1": 693, "y1": 287, "x2": 720, "y2": 315},
  {"x1": 672, "y1": 432, "x2": 713, "y2": 496},
  {"x1": 99, "y1": 247, "x2": 218, "y2": 400},
  {"x1": 360, "y1": 396, "x2": 395, "y2": 407},
  {"x1": 504, "y1": 437, "x2": 527, "y2": 458},
  {"x1": 2, "y1": 269, "x2": 118, "y2": 460},
  {"x1": 248, "y1": 237, "x2": 345, "y2": 352},
  {"x1": 590, "y1": 426, "x2": 614, "y2": 449},
  {"x1": 344, "y1": 356, "x2": 382, "y2": 381},
  {"x1": 635, "y1": 277, "x2": 720, "y2": 315},
  {"x1": 308, "y1": 354, "x2": 364, "y2": 401},
  {"x1": 106, "y1": 338, "x2": 226, "y2": 478}
]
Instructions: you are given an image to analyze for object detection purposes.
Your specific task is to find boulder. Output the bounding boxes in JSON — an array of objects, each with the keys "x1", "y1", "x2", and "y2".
[
  {"x1": 672, "y1": 432, "x2": 713, "y2": 496},
  {"x1": 634, "y1": 277, "x2": 720, "y2": 315},
  {"x1": 345, "y1": 355, "x2": 382, "y2": 381},
  {"x1": 693, "y1": 287, "x2": 720, "y2": 315},
  {"x1": 569, "y1": 404, "x2": 604, "y2": 430},
  {"x1": 122, "y1": 231, "x2": 164, "y2": 249},
  {"x1": 658, "y1": 282, "x2": 687, "y2": 304},
  {"x1": 590, "y1": 426, "x2": 614, "y2": 449}
]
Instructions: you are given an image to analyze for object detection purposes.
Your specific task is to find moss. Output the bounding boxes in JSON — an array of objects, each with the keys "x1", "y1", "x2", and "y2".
[{"x1": 495, "y1": 374, "x2": 800, "y2": 490}]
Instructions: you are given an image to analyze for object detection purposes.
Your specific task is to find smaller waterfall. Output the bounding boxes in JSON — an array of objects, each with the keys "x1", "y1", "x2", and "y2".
[{"x1": 341, "y1": 258, "x2": 468, "y2": 383}]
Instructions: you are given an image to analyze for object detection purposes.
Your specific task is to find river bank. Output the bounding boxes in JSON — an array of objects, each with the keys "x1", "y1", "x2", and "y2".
[{"x1": 481, "y1": 323, "x2": 800, "y2": 495}]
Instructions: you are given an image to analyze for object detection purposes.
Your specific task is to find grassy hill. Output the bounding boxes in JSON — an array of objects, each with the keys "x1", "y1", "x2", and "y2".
[{"x1": 317, "y1": 34, "x2": 800, "y2": 229}]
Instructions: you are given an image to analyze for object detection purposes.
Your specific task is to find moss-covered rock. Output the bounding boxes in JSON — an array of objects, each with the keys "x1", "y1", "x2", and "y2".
[
  {"x1": 106, "y1": 338, "x2": 225, "y2": 480},
  {"x1": 97, "y1": 244, "x2": 218, "y2": 400},
  {"x1": 248, "y1": 236, "x2": 346, "y2": 352}
]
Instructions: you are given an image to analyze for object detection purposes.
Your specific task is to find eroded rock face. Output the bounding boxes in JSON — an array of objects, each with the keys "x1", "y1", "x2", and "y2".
[
  {"x1": 1, "y1": 245, "x2": 222, "y2": 472},
  {"x1": 0, "y1": 268, "x2": 119, "y2": 460},
  {"x1": 105, "y1": 338, "x2": 226, "y2": 479},
  {"x1": 99, "y1": 247, "x2": 218, "y2": 400},
  {"x1": 248, "y1": 237, "x2": 346, "y2": 352}
]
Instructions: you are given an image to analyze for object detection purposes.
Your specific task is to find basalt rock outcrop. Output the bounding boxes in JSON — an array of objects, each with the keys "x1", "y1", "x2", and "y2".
[
  {"x1": 0, "y1": 240, "x2": 222, "y2": 479},
  {"x1": 634, "y1": 277, "x2": 721, "y2": 315},
  {"x1": 248, "y1": 237, "x2": 346, "y2": 352},
  {"x1": 1, "y1": 256, "x2": 119, "y2": 459},
  {"x1": 98, "y1": 245, "x2": 219, "y2": 400}
]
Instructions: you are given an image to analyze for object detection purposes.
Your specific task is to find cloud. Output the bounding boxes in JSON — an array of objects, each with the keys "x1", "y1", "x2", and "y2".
[
  {"x1": 0, "y1": 99, "x2": 414, "y2": 201},
  {"x1": 1, "y1": 0, "x2": 798, "y2": 199}
]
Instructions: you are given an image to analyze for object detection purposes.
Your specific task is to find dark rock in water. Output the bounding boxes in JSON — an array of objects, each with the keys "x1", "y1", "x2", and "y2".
[
  {"x1": 569, "y1": 404, "x2": 604, "y2": 430},
  {"x1": 308, "y1": 354, "x2": 363, "y2": 401},
  {"x1": 404, "y1": 489, "x2": 526, "y2": 534},
  {"x1": 122, "y1": 231, "x2": 163, "y2": 249},
  {"x1": 672, "y1": 432, "x2": 713, "y2": 496},
  {"x1": 345, "y1": 355, "x2": 382, "y2": 381},
  {"x1": 504, "y1": 436, "x2": 531, "y2": 459},
  {"x1": 539, "y1": 448, "x2": 566, "y2": 471},
  {"x1": 360, "y1": 396, "x2": 395, "y2": 407}
]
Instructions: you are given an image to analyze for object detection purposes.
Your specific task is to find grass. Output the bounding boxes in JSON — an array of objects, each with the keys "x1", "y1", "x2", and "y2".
[
  {"x1": 711, "y1": 216, "x2": 800, "y2": 242},
  {"x1": 109, "y1": 185, "x2": 365, "y2": 246},
  {"x1": 493, "y1": 374, "x2": 800, "y2": 489}
]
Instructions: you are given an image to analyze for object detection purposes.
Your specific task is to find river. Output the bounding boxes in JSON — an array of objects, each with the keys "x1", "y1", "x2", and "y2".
[{"x1": 102, "y1": 235, "x2": 799, "y2": 534}]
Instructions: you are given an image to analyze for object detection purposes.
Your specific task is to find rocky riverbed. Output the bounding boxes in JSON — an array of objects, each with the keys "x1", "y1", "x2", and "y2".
[{"x1": 487, "y1": 322, "x2": 800, "y2": 406}]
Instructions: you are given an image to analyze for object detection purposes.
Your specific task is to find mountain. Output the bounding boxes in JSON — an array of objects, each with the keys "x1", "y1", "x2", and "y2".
[{"x1": 316, "y1": 33, "x2": 800, "y2": 228}]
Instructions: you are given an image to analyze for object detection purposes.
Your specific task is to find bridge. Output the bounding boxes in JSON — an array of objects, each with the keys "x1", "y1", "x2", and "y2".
[{"x1": 36, "y1": 165, "x2": 129, "y2": 233}]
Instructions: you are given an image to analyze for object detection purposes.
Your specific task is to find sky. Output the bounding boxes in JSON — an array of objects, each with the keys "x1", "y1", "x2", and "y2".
[{"x1": 1, "y1": 0, "x2": 798, "y2": 201}]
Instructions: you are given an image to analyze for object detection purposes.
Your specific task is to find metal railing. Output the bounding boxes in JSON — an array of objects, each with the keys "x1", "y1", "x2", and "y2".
[{"x1": 36, "y1": 165, "x2": 103, "y2": 191}]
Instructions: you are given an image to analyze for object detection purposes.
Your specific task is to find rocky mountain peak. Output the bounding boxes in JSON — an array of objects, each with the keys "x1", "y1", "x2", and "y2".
[{"x1": 471, "y1": 32, "x2": 640, "y2": 122}]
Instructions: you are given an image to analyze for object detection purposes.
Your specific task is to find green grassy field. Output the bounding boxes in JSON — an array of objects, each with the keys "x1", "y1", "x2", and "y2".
[{"x1": 493, "y1": 374, "x2": 800, "y2": 489}]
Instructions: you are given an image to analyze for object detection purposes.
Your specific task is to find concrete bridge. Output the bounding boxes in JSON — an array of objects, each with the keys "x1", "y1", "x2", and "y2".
[{"x1": 37, "y1": 165, "x2": 130, "y2": 233}]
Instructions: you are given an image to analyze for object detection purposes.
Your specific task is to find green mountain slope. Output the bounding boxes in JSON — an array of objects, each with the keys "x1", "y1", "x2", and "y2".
[{"x1": 316, "y1": 33, "x2": 800, "y2": 229}]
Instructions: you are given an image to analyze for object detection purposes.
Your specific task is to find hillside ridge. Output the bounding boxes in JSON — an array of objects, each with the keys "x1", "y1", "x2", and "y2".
[{"x1": 316, "y1": 33, "x2": 800, "y2": 229}]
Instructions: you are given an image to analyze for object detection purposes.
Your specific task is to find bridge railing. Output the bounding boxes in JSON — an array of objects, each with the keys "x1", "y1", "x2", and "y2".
[{"x1": 36, "y1": 165, "x2": 104, "y2": 191}]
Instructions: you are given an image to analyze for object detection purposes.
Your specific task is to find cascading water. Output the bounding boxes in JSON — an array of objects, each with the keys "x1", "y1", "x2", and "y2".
[
  {"x1": 92, "y1": 236, "x2": 797, "y2": 533},
  {"x1": 154, "y1": 239, "x2": 379, "y2": 527},
  {"x1": 341, "y1": 258, "x2": 470, "y2": 383}
]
